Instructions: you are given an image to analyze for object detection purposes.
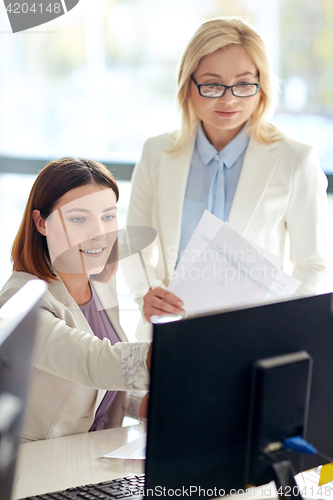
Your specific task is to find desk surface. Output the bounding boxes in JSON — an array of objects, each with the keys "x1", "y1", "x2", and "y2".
[
  {"x1": 13, "y1": 424, "x2": 145, "y2": 500},
  {"x1": 12, "y1": 424, "x2": 286, "y2": 500}
]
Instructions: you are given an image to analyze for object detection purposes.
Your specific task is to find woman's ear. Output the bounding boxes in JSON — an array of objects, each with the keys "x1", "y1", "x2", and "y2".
[{"x1": 32, "y1": 210, "x2": 46, "y2": 236}]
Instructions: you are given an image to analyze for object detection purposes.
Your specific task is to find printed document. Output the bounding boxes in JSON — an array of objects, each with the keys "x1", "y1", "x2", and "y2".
[{"x1": 169, "y1": 211, "x2": 300, "y2": 315}]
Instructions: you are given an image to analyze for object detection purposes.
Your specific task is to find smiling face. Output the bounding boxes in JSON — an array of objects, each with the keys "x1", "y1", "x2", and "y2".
[
  {"x1": 190, "y1": 44, "x2": 260, "y2": 150},
  {"x1": 45, "y1": 184, "x2": 118, "y2": 276}
]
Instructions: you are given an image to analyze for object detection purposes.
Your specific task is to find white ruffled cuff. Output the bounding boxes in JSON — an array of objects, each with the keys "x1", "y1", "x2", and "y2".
[{"x1": 121, "y1": 341, "x2": 150, "y2": 390}]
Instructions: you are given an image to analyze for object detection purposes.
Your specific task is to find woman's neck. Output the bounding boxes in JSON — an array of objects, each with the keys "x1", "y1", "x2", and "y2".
[
  {"x1": 58, "y1": 272, "x2": 92, "y2": 305},
  {"x1": 202, "y1": 122, "x2": 245, "y2": 151}
]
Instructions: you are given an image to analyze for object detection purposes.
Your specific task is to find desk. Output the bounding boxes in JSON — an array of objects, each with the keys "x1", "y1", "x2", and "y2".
[
  {"x1": 12, "y1": 424, "x2": 145, "y2": 499},
  {"x1": 12, "y1": 424, "x2": 283, "y2": 500}
]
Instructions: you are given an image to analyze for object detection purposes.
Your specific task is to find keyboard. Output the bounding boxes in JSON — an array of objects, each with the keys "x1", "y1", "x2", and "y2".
[{"x1": 20, "y1": 474, "x2": 145, "y2": 500}]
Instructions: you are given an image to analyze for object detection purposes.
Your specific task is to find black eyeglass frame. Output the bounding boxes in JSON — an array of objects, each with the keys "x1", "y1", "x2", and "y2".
[{"x1": 191, "y1": 74, "x2": 260, "y2": 98}]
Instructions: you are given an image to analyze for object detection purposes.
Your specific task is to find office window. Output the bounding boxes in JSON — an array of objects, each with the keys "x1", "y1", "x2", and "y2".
[
  {"x1": 0, "y1": 0, "x2": 332, "y2": 170},
  {"x1": 275, "y1": 0, "x2": 333, "y2": 173}
]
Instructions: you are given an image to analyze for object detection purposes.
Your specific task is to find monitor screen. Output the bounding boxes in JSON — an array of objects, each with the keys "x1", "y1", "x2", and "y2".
[
  {"x1": 0, "y1": 280, "x2": 47, "y2": 500},
  {"x1": 145, "y1": 293, "x2": 333, "y2": 497}
]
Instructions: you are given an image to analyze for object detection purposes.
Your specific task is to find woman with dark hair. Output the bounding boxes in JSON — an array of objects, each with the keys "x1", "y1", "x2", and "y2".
[{"x1": 0, "y1": 157, "x2": 150, "y2": 441}]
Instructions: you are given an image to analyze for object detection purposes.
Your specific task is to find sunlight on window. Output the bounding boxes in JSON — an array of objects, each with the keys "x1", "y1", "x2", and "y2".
[{"x1": 0, "y1": 0, "x2": 331, "y2": 171}]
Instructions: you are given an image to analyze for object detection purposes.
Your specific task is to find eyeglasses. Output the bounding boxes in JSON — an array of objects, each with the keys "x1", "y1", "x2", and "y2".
[{"x1": 191, "y1": 75, "x2": 260, "y2": 98}]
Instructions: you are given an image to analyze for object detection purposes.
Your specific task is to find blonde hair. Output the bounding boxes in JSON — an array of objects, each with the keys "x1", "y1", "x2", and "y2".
[{"x1": 173, "y1": 17, "x2": 282, "y2": 151}]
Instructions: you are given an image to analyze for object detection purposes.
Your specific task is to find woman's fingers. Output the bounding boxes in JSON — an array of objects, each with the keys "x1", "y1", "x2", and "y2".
[
  {"x1": 146, "y1": 344, "x2": 152, "y2": 372},
  {"x1": 139, "y1": 393, "x2": 149, "y2": 420},
  {"x1": 143, "y1": 286, "x2": 184, "y2": 321}
]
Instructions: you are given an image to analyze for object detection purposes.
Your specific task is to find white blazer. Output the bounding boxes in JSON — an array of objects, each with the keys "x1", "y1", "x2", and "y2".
[
  {"x1": 123, "y1": 129, "x2": 330, "y2": 327},
  {"x1": 0, "y1": 272, "x2": 150, "y2": 441}
]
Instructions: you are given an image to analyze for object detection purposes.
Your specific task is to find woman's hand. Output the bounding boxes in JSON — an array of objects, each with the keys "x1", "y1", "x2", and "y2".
[
  {"x1": 137, "y1": 346, "x2": 152, "y2": 420},
  {"x1": 143, "y1": 287, "x2": 185, "y2": 322},
  {"x1": 139, "y1": 393, "x2": 149, "y2": 420},
  {"x1": 146, "y1": 343, "x2": 152, "y2": 372}
]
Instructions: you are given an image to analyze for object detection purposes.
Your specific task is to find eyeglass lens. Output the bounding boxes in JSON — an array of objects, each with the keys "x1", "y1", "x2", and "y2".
[{"x1": 200, "y1": 84, "x2": 257, "y2": 98}]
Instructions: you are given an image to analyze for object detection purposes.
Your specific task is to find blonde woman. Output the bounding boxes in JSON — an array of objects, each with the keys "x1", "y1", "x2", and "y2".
[{"x1": 125, "y1": 17, "x2": 330, "y2": 330}]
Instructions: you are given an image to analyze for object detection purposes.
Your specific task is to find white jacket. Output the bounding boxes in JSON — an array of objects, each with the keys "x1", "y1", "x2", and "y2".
[
  {"x1": 0, "y1": 272, "x2": 150, "y2": 441},
  {"x1": 123, "y1": 130, "x2": 331, "y2": 336}
]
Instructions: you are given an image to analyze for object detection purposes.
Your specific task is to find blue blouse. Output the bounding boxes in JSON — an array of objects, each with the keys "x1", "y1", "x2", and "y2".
[{"x1": 177, "y1": 121, "x2": 250, "y2": 258}]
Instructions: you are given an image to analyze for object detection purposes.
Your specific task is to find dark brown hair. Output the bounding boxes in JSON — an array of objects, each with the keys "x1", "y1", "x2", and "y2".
[{"x1": 12, "y1": 157, "x2": 119, "y2": 283}]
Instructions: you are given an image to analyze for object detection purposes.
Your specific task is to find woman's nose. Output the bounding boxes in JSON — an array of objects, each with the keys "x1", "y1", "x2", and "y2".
[
  {"x1": 218, "y1": 87, "x2": 237, "y2": 103},
  {"x1": 89, "y1": 220, "x2": 107, "y2": 241},
  {"x1": 92, "y1": 232, "x2": 107, "y2": 242}
]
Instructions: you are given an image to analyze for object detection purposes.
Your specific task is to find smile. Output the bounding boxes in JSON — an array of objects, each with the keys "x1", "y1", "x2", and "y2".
[{"x1": 80, "y1": 248, "x2": 105, "y2": 255}]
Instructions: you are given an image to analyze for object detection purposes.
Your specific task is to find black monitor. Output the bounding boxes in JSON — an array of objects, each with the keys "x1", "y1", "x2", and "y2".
[
  {"x1": 145, "y1": 292, "x2": 333, "y2": 498},
  {"x1": 0, "y1": 280, "x2": 47, "y2": 500}
]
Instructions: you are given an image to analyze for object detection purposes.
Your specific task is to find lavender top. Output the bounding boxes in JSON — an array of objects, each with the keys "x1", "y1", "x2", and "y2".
[{"x1": 79, "y1": 287, "x2": 120, "y2": 431}]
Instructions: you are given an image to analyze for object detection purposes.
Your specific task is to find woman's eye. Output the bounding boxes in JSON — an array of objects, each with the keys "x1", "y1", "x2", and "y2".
[
  {"x1": 70, "y1": 217, "x2": 85, "y2": 223},
  {"x1": 103, "y1": 214, "x2": 116, "y2": 221}
]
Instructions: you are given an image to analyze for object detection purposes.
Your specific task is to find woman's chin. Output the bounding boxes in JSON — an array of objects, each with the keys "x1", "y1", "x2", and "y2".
[
  {"x1": 87, "y1": 265, "x2": 105, "y2": 276},
  {"x1": 52, "y1": 259, "x2": 106, "y2": 276}
]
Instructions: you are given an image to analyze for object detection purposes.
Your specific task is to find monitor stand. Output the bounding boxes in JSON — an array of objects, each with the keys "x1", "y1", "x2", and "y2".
[
  {"x1": 272, "y1": 459, "x2": 303, "y2": 498},
  {"x1": 245, "y1": 351, "x2": 312, "y2": 499}
]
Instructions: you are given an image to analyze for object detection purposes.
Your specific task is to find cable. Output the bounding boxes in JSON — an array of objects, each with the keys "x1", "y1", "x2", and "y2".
[{"x1": 283, "y1": 436, "x2": 333, "y2": 464}]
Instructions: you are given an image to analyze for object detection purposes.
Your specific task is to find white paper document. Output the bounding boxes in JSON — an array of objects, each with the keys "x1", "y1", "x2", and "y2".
[
  {"x1": 169, "y1": 211, "x2": 300, "y2": 315},
  {"x1": 169, "y1": 211, "x2": 283, "y2": 293},
  {"x1": 102, "y1": 434, "x2": 147, "y2": 460}
]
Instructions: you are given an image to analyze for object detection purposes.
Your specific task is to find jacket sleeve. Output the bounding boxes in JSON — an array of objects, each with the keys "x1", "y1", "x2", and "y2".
[
  {"x1": 0, "y1": 280, "x2": 150, "y2": 392},
  {"x1": 32, "y1": 306, "x2": 150, "y2": 391},
  {"x1": 286, "y1": 146, "x2": 331, "y2": 295},
  {"x1": 120, "y1": 137, "x2": 167, "y2": 307}
]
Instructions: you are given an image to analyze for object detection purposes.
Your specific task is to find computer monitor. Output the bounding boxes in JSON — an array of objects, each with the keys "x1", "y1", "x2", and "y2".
[
  {"x1": 145, "y1": 292, "x2": 333, "y2": 498},
  {"x1": 0, "y1": 280, "x2": 47, "y2": 500}
]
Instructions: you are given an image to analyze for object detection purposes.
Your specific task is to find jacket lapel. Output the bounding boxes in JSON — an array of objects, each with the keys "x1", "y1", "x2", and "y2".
[
  {"x1": 48, "y1": 277, "x2": 90, "y2": 331},
  {"x1": 49, "y1": 276, "x2": 127, "y2": 342},
  {"x1": 228, "y1": 138, "x2": 280, "y2": 235},
  {"x1": 156, "y1": 132, "x2": 196, "y2": 272},
  {"x1": 48, "y1": 276, "x2": 124, "y2": 413}
]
